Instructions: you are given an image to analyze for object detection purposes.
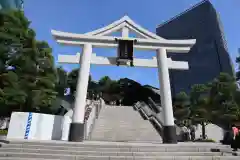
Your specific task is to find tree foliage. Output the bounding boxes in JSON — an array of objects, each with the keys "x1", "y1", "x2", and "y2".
[
  {"x1": 189, "y1": 84, "x2": 210, "y2": 139},
  {"x1": 0, "y1": 10, "x2": 57, "y2": 116},
  {"x1": 173, "y1": 92, "x2": 190, "y2": 125},
  {"x1": 208, "y1": 73, "x2": 240, "y2": 126},
  {"x1": 190, "y1": 84, "x2": 210, "y2": 124},
  {"x1": 55, "y1": 67, "x2": 68, "y2": 97},
  {"x1": 67, "y1": 68, "x2": 92, "y2": 97},
  {"x1": 172, "y1": 73, "x2": 240, "y2": 138}
]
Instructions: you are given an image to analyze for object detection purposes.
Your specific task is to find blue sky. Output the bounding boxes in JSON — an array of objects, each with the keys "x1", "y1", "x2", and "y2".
[{"x1": 24, "y1": 0, "x2": 240, "y2": 87}]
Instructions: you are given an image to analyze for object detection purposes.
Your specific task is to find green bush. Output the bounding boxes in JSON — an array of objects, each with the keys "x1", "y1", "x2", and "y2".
[
  {"x1": 194, "y1": 138, "x2": 216, "y2": 143},
  {"x1": 0, "y1": 130, "x2": 8, "y2": 135}
]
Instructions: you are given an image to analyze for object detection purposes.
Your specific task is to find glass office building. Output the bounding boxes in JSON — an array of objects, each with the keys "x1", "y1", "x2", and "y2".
[
  {"x1": 0, "y1": 0, "x2": 23, "y2": 10},
  {"x1": 156, "y1": 0, "x2": 234, "y2": 96}
]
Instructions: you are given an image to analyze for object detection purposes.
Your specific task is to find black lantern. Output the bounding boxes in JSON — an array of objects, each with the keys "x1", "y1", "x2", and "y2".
[{"x1": 116, "y1": 39, "x2": 136, "y2": 67}]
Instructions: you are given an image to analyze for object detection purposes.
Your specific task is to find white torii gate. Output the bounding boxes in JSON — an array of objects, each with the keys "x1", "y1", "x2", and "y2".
[{"x1": 51, "y1": 16, "x2": 196, "y2": 143}]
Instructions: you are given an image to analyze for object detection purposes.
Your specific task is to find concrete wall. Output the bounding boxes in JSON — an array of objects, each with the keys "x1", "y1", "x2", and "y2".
[
  {"x1": 7, "y1": 112, "x2": 63, "y2": 141},
  {"x1": 195, "y1": 123, "x2": 224, "y2": 142}
]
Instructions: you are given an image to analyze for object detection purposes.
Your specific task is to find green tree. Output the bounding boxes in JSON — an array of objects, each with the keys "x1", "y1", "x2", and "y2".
[
  {"x1": 208, "y1": 73, "x2": 240, "y2": 127},
  {"x1": 29, "y1": 41, "x2": 57, "y2": 113},
  {"x1": 118, "y1": 78, "x2": 143, "y2": 105},
  {"x1": 0, "y1": 71, "x2": 27, "y2": 116},
  {"x1": 55, "y1": 67, "x2": 68, "y2": 97},
  {"x1": 0, "y1": 10, "x2": 57, "y2": 114},
  {"x1": 67, "y1": 68, "x2": 92, "y2": 96},
  {"x1": 67, "y1": 68, "x2": 78, "y2": 96},
  {"x1": 98, "y1": 76, "x2": 113, "y2": 94},
  {"x1": 173, "y1": 92, "x2": 191, "y2": 126},
  {"x1": 0, "y1": 10, "x2": 31, "y2": 115},
  {"x1": 190, "y1": 84, "x2": 210, "y2": 139},
  {"x1": 99, "y1": 76, "x2": 111, "y2": 87}
]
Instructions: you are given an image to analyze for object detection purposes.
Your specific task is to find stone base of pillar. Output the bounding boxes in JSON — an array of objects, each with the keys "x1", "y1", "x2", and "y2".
[
  {"x1": 68, "y1": 123, "x2": 84, "y2": 142},
  {"x1": 162, "y1": 125, "x2": 177, "y2": 144}
]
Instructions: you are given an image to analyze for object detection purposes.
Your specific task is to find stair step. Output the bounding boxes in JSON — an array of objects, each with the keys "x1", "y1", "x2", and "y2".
[
  {"x1": 1, "y1": 140, "x2": 238, "y2": 160},
  {"x1": 91, "y1": 105, "x2": 161, "y2": 141},
  {"x1": 0, "y1": 144, "x2": 232, "y2": 152},
  {"x1": 0, "y1": 158, "x2": 239, "y2": 160},
  {"x1": 0, "y1": 149, "x2": 233, "y2": 156},
  {"x1": 3, "y1": 140, "x2": 230, "y2": 147},
  {"x1": 0, "y1": 158, "x2": 56, "y2": 160},
  {"x1": 0, "y1": 152, "x2": 240, "y2": 160}
]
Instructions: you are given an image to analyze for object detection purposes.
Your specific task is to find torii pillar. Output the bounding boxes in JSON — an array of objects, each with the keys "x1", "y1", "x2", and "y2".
[
  {"x1": 51, "y1": 16, "x2": 196, "y2": 143},
  {"x1": 69, "y1": 44, "x2": 92, "y2": 141},
  {"x1": 157, "y1": 48, "x2": 175, "y2": 143}
]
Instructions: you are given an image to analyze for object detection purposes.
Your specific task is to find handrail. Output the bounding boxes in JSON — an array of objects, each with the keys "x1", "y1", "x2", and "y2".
[
  {"x1": 150, "y1": 116, "x2": 163, "y2": 128},
  {"x1": 142, "y1": 102, "x2": 164, "y2": 127},
  {"x1": 140, "y1": 102, "x2": 154, "y2": 117},
  {"x1": 132, "y1": 101, "x2": 164, "y2": 138},
  {"x1": 138, "y1": 108, "x2": 149, "y2": 120},
  {"x1": 135, "y1": 101, "x2": 163, "y2": 128},
  {"x1": 147, "y1": 97, "x2": 161, "y2": 113},
  {"x1": 84, "y1": 98, "x2": 105, "y2": 140},
  {"x1": 135, "y1": 100, "x2": 183, "y2": 141},
  {"x1": 149, "y1": 116, "x2": 163, "y2": 138},
  {"x1": 133, "y1": 101, "x2": 142, "y2": 110}
]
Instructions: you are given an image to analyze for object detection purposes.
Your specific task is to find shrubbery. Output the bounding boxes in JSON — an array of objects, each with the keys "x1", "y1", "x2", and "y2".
[
  {"x1": 194, "y1": 138, "x2": 216, "y2": 143},
  {"x1": 0, "y1": 129, "x2": 7, "y2": 135}
]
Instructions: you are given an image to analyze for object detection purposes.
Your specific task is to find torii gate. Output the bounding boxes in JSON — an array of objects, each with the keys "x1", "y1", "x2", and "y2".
[{"x1": 51, "y1": 16, "x2": 196, "y2": 143}]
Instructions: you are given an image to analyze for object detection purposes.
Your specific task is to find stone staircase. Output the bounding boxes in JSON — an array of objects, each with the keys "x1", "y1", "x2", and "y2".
[
  {"x1": 1, "y1": 104, "x2": 239, "y2": 160},
  {"x1": 90, "y1": 105, "x2": 161, "y2": 142},
  {"x1": 0, "y1": 140, "x2": 239, "y2": 159}
]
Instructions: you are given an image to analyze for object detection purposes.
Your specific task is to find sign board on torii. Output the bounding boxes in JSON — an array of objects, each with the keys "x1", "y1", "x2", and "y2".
[{"x1": 51, "y1": 15, "x2": 196, "y2": 143}]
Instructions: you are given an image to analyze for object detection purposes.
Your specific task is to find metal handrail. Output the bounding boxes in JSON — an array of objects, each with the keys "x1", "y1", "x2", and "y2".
[
  {"x1": 84, "y1": 98, "x2": 105, "y2": 140},
  {"x1": 147, "y1": 97, "x2": 161, "y2": 113},
  {"x1": 135, "y1": 101, "x2": 163, "y2": 134},
  {"x1": 138, "y1": 108, "x2": 149, "y2": 120}
]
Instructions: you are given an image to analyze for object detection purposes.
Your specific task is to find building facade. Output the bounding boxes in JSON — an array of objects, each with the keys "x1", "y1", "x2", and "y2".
[
  {"x1": 156, "y1": 0, "x2": 234, "y2": 96},
  {"x1": 0, "y1": 0, "x2": 23, "y2": 10}
]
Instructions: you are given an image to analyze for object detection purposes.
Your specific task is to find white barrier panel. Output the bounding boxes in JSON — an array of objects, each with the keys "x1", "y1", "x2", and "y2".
[
  {"x1": 7, "y1": 112, "x2": 28, "y2": 140},
  {"x1": 7, "y1": 112, "x2": 63, "y2": 141},
  {"x1": 61, "y1": 116, "x2": 71, "y2": 141}
]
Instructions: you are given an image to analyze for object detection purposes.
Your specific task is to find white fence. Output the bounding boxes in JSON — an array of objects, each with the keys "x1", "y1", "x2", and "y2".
[{"x1": 195, "y1": 123, "x2": 224, "y2": 142}]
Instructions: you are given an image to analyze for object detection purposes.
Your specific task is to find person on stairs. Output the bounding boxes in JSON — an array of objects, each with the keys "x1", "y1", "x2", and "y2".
[
  {"x1": 231, "y1": 124, "x2": 239, "y2": 151},
  {"x1": 190, "y1": 125, "x2": 196, "y2": 141}
]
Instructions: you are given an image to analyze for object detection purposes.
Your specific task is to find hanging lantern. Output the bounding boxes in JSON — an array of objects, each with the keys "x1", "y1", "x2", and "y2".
[{"x1": 116, "y1": 39, "x2": 136, "y2": 67}]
